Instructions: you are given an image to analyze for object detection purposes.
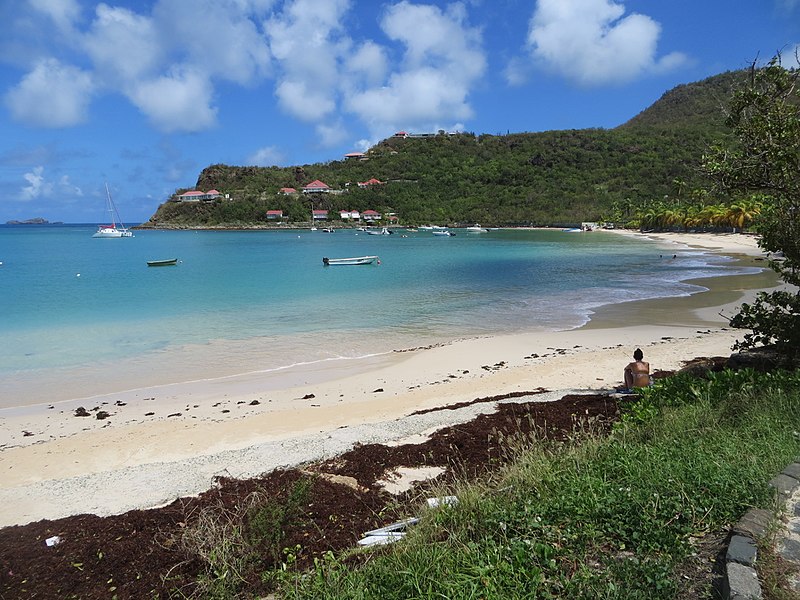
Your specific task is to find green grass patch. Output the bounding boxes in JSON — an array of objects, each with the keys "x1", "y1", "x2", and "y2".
[{"x1": 274, "y1": 369, "x2": 800, "y2": 599}]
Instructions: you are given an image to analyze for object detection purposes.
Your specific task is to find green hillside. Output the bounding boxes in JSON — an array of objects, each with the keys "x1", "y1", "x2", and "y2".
[{"x1": 140, "y1": 70, "x2": 745, "y2": 228}]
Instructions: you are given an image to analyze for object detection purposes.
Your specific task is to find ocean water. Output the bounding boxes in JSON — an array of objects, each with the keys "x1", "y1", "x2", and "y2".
[{"x1": 0, "y1": 225, "x2": 758, "y2": 406}]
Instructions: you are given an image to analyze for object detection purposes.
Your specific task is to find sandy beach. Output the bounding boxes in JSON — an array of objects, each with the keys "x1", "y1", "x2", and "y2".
[{"x1": 0, "y1": 230, "x2": 782, "y2": 527}]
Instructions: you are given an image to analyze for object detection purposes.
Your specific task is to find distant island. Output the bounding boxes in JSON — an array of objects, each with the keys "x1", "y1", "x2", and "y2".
[{"x1": 6, "y1": 218, "x2": 63, "y2": 225}]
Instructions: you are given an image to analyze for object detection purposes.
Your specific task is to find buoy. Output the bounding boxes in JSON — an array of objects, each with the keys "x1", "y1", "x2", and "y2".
[{"x1": 76, "y1": 273, "x2": 81, "y2": 277}]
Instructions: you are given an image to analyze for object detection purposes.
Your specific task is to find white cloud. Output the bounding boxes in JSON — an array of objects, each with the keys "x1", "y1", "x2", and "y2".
[
  {"x1": 265, "y1": 0, "x2": 351, "y2": 121},
  {"x1": 344, "y1": 1, "x2": 486, "y2": 137},
  {"x1": 344, "y1": 41, "x2": 389, "y2": 87},
  {"x1": 83, "y1": 4, "x2": 164, "y2": 84},
  {"x1": 521, "y1": 0, "x2": 686, "y2": 86},
  {"x1": 28, "y1": 0, "x2": 81, "y2": 32},
  {"x1": 4, "y1": 58, "x2": 94, "y2": 127},
  {"x1": 58, "y1": 174, "x2": 84, "y2": 197},
  {"x1": 128, "y1": 68, "x2": 217, "y2": 133},
  {"x1": 247, "y1": 145, "x2": 285, "y2": 166},
  {"x1": 20, "y1": 166, "x2": 52, "y2": 201},
  {"x1": 152, "y1": 0, "x2": 272, "y2": 85}
]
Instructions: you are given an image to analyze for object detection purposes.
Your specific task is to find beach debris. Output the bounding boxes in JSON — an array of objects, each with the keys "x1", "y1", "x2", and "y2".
[
  {"x1": 74, "y1": 407, "x2": 91, "y2": 417},
  {"x1": 301, "y1": 393, "x2": 315, "y2": 399},
  {"x1": 249, "y1": 400, "x2": 260, "y2": 406},
  {"x1": 358, "y1": 518, "x2": 419, "y2": 546},
  {"x1": 144, "y1": 412, "x2": 154, "y2": 416},
  {"x1": 95, "y1": 411, "x2": 111, "y2": 420},
  {"x1": 372, "y1": 388, "x2": 384, "y2": 393},
  {"x1": 45, "y1": 536, "x2": 61, "y2": 547},
  {"x1": 167, "y1": 412, "x2": 182, "y2": 418},
  {"x1": 377, "y1": 466, "x2": 446, "y2": 495},
  {"x1": 114, "y1": 401, "x2": 126, "y2": 406},
  {"x1": 426, "y1": 495, "x2": 459, "y2": 509},
  {"x1": 221, "y1": 409, "x2": 230, "y2": 413}
]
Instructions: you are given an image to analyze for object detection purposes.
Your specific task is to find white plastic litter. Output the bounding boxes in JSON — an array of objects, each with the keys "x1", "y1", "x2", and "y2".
[
  {"x1": 45, "y1": 536, "x2": 61, "y2": 547},
  {"x1": 426, "y1": 496, "x2": 459, "y2": 509}
]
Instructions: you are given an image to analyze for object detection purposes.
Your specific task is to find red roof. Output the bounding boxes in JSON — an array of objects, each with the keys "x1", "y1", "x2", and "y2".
[
  {"x1": 180, "y1": 190, "x2": 204, "y2": 196},
  {"x1": 280, "y1": 187, "x2": 296, "y2": 193},
  {"x1": 360, "y1": 178, "x2": 383, "y2": 186},
  {"x1": 362, "y1": 210, "x2": 380, "y2": 216},
  {"x1": 206, "y1": 189, "x2": 220, "y2": 194},
  {"x1": 266, "y1": 210, "x2": 283, "y2": 215},
  {"x1": 312, "y1": 209, "x2": 328, "y2": 215},
  {"x1": 304, "y1": 180, "x2": 329, "y2": 189},
  {"x1": 344, "y1": 152, "x2": 365, "y2": 157}
]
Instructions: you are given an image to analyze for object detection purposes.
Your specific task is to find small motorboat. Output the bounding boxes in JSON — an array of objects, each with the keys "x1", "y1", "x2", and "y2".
[
  {"x1": 431, "y1": 230, "x2": 454, "y2": 236},
  {"x1": 367, "y1": 227, "x2": 393, "y2": 235},
  {"x1": 323, "y1": 256, "x2": 379, "y2": 266},
  {"x1": 147, "y1": 258, "x2": 178, "y2": 267},
  {"x1": 465, "y1": 224, "x2": 488, "y2": 233}
]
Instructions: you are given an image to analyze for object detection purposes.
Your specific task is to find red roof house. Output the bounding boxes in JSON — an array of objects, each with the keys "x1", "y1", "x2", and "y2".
[
  {"x1": 358, "y1": 178, "x2": 384, "y2": 188},
  {"x1": 266, "y1": 210, "x2": 283, "y2": 219},
  {"x1": 303, "y1": 180, "x2": 331, "y2": 194}
]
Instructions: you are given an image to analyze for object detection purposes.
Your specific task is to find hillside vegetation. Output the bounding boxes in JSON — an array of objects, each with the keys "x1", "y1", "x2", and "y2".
[{"x1": 141, "y1": 71, "x2": 745, "y2": 228}]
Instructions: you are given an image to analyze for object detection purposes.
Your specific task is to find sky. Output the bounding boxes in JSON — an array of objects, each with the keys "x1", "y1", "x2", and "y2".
[{"x1": 0, "y1": 0, "x2": 798, "y2": 224}]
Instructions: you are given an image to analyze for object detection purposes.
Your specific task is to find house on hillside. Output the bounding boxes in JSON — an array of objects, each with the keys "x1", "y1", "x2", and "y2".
[
  {"x1": 303, "y1": 180, "x2": 331, "y2": 194},
  {"x1": 177, "y1": 189, "x2": 222, "y2": 202},
  {"x1": 340, "y1": 210, "x2": 361, "y2": 221},
  {"x1": 312, "y1": 209, "x2": 329, "y2": 221},
  {"x1": 344, "y1": 152, "x2": 366, "y2": 160},
  {"x1": 279, "y1": 187, "x2": 297, "y2": 195},
  {"x1": 357, "y1": 178, "x2": 384, "y2": 188},
  {"x1": 362, "y1": 210, "x2": 382, "y2": 222},
  {"x1": 266, "y1": 210, "x2": 284, "y2": 220}
]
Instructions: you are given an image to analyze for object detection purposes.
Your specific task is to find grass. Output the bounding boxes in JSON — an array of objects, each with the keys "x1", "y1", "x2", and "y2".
[{"x1": 267, "y1": 368, "x2": 800, "y2": 599}]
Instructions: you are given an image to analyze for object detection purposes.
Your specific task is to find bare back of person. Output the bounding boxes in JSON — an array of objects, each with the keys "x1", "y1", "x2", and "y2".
[{"x1": 626, "y1": 360, "x2": 650, "y2": 387}]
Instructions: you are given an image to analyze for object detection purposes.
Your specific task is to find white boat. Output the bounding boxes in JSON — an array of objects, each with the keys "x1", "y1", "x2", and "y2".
[
  {"x1": 321, "y1": 227, "x2": 335, "y2": 233},
  {"x1": 466, "y1": 224, "x2": 488, "y2": 233},
  {"x1": 323, "y1": 255, "x2": 379, "y2": 266},
  {"x1": 432, "y1": 230, "x2": 454, "y2": 236},
  {"x1": 93, "y1": 184, "x2": 133, "y2": 238},
  {"x1": 367, "y1": 227, "x2": 392, "y2": 235}
]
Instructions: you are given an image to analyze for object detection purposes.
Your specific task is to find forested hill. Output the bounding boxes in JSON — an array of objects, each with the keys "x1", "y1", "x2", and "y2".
[{"x1": 142, "y1": 70, "x2": 745, "y2": 228}]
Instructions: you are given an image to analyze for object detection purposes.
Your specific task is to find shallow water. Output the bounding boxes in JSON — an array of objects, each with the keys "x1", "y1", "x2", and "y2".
[{"x1": 0, "y1": 225, "x2": 759, "y2": 407}]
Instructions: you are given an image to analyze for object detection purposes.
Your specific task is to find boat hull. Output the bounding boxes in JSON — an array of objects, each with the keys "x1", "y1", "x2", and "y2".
[
  {"x1": 93, "y1": 227, "x2": 133, "y2": 238},
  {"x1": 323, "y1": 256, "x2": 379, "y2": 266},
  {"x1": 147, "y1": 259, "x2": 178, "y2": 267}
]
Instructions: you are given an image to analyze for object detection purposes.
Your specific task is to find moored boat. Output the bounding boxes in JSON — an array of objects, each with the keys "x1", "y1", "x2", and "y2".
[
  {"x1": 367, "y1": 227, "x2": 392, "y2": 235},
  {"x1": 465, "y1": 224, "x2": 488, "y2": 233},
  {"x1": 323, "y1": 255, "x2": 379, "y2": 266},
  {"x1": 93, "y1": 183, "x2": 133, "y2": 238},
  {"x1": 147, "y1": 258, "x2": 178, "y2": 267},
  {"x1": 431, "y1": 230, "x2": 454, "y2": 236}
]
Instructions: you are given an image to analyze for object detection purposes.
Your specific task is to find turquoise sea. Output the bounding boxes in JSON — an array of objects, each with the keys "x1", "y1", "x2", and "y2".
[{"x1": 0, "y1": 225, "x2": 759, "y2": 407}]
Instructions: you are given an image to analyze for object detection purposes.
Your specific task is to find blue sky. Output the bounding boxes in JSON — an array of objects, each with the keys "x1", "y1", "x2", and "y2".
[{"x1": 1, "y1": 0, "x2": 798, "y2": 224}]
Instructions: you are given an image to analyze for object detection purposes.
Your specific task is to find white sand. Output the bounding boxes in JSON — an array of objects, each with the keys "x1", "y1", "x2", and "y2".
[{"x1": 0, "y1": 230, "x2": 782, "y2": 527}]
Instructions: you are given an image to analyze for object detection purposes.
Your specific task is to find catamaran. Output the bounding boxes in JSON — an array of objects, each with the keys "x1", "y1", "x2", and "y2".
[{"x1": 93, "y1": 184, "x2": 133, "y2": 238}]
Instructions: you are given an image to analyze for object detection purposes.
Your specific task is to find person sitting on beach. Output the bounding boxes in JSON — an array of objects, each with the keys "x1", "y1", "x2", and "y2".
[{"x1": 624, "y1": 348, "x2": 651, "y2": 389}]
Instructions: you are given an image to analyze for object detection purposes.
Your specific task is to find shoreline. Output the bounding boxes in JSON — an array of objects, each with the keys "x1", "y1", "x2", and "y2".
[{"x1": 0, "y1": 230, "x2": 783, "y2": 527}]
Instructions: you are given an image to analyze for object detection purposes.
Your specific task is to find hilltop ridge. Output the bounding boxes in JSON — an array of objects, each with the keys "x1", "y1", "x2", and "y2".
[{"x1": 140, "y1": 70, "x2": 745, "y2": 228}]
